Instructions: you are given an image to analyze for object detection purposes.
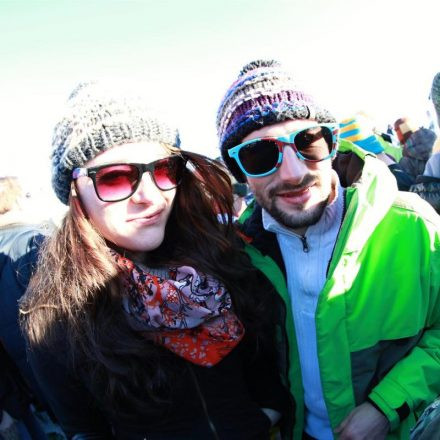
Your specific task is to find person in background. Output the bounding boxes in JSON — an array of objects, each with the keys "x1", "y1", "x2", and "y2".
[
  {"x1": 408, "y1": 73, "x2": 440, "y2": 214},
  {"x1": 215, "y1": 157, "x2": 250, "y2": 220},
  {"x1": 216, "y1": 59, "x2": 440, "y2": 440},
  {"x1": 232, "y1": 181, "x2": 249, "y2": 220},
  {"x1": 394, "y1": 117, "x2": 436, "y2": 179},
  {"x1": 408, "y1": 70, "x2": 440, "y2": 439},
  {"x1": 409, "y1": 138, "x2": 440, "y2": 213},
  {"x1": 0, "y1": 176, "x2": 53, "y2": 440},
  {"x1": 339, "y1": 116, "x2": 414, "y2": 190},
  {"x1": 21, "y1": 82, "x2": 291, "y2": 440},
  {"x1": 431, "y1": 72, "x2": 440, "y2": 128}
]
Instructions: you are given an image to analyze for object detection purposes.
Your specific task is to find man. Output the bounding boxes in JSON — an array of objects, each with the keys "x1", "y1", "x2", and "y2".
[
  {"x1": 393, "y1": 117, "x2": 436, "y2": 180},
  {"x1": 216, "y1": 60, "x2": 440, "y2": 440}
]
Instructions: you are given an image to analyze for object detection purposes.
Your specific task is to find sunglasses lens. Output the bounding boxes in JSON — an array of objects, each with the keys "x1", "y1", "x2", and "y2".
[
  {"x1": 238, "y1": 140, "x2": 279, "y2": 175},
  {"x1": 95, "y1": 164, "x2": 139, "y2": 201},
  {"x1": 294, "y1": 126, "x2": 334, "y2": 160},
  {"x1": 152, "y1": 156, "x2": 184, "y2": 190}
]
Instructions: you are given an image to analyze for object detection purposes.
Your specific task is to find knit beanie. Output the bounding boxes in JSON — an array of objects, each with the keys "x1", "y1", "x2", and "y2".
[
  {"x1": 216, "y1": 59, "x2": 336, "y2": 182},
  {"x1": 51, "y1": 81, "x2": 181, "y2": 205},
  {"x1": 339, "y1": 116, "x2": 384, "y2": 154},
  {"x1": 431, "y1": 72, "x2": 440, "y2": 128}
]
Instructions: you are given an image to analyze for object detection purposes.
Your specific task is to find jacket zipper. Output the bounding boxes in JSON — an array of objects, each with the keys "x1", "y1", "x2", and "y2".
[
  {"x1": 300, "y1": 235, "x2": 309, "y2": 253},
  {"x1": 326, "y1": 190, "x2": 347, "y2": 276}
]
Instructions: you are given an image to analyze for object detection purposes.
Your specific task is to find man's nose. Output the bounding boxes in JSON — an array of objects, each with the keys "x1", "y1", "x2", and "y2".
[{"x1": 277, "y1": 146, "x2": 309, "y2": 183}]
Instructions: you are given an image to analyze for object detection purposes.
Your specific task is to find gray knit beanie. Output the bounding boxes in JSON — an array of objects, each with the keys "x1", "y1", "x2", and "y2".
[
  {"x1": 216, "y1": 60, "x2": 336, "y2": 182},
  {"x1": 51, "y1": 81, "x2": 181, "y2": 205},
  {"x1": 431, "y1": 72, "x2": 440, "y2": 128}
]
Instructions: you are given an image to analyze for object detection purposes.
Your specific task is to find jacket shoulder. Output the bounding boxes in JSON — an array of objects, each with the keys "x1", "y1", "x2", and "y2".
[
  {"x1": 0, "y1": 225, "x2": 47, "y2": 261},
  {"x1": 391, "y1": 191, "x2": 440, "y2": 228}
]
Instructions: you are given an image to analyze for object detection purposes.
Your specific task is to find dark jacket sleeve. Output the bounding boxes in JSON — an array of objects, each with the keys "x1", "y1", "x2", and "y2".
[
  {"x1": 241, "y1": 271, "x2": 294, "y2": 419},
  {"x1": 409, "y1": 176, "x2": 440, "y2": 213},
  {"x1": 28, "y1": 340, "x2": 113, "y2": 439},
  {"x1": 0, "y1": 229, "x2": 49, "y2": 408},
  {"x1": 243, "y1": 337, "x2": 292, "y2": 416},
  {"x1": 388, "y1": 163, "x2": 416, "y2": 191},
  {"x1": 0, "y1": 344, "x2": 32, "y2": 418}
]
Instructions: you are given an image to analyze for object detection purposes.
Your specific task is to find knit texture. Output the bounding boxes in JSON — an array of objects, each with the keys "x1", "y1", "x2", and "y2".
[
  {"x1": 216, "y1": 60, "x2": 336, "y2": 182},
  {"x1": 431, "y1": 72, "x2": 440, "y2": 127},
  {"x1": 51, "y1": 82, "x2": 181, "y2": 204},
  {"x1": 339, "y1": 117, "x2": 384, "y2": 154}
]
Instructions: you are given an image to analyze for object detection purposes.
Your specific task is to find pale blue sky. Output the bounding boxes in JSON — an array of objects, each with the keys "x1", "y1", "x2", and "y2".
[{"x1": 1, "y1": 0, "x2": 439, "y2": 211}]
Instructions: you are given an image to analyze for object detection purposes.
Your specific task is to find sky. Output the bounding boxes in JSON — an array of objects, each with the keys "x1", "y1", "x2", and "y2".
[{"x1": 1, "y1": 0, "x2": 439, "y2": 214}]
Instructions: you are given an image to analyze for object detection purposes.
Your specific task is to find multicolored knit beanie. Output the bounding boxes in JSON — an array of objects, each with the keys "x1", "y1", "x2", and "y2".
[
  {"x1": 431, "y1": 72, "x2": 440, "y2": 128},
  {"x1": 339, "y1": 116, "x2": 384, "y2": 154},
  {"x1": 51, "y1": 81, "x2": 181, "y2": 205},
  {"x1": 216, "y1": 59, "x2": 336, "y2": 182}
]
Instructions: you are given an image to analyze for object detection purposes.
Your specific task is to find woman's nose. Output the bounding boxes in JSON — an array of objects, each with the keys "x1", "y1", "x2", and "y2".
[
  {"x1": 130, "y1": 172, "x2": 163, "y2": 204},
  {"x1": 277, "y1": 146, "x2": 310, "y2": 183}
]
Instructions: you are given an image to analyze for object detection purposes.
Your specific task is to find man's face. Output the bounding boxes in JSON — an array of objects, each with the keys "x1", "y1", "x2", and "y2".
[{"x1": 241, "y1": 119, "x2": 336, "y2": 234}]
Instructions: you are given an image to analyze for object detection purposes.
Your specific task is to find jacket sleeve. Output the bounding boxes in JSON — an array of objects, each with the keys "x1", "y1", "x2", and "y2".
[
  {"x1": 368, "y1": 231, "x2": 440, "y2": 431},
  {"x1": 243, "y1": 334, "x2": 292, "y2": 416},
  {"x1": 409, "y1": 179, "x2": 440, "y2": 214},
  {"x1": 242, "y1": 271, "x2": 294, "y2": 422},
  {"x1": 28, "y1": 341, "x2": 113, "y2": 439}
]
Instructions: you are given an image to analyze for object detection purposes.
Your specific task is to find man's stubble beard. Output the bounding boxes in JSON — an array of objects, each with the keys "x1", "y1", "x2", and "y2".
[
  {"x1": 253, "y1": 174, "x2": 332, "y2": 231},
  {"x1": 262, "y1": 195, "x2": 329, "y2": 230}
]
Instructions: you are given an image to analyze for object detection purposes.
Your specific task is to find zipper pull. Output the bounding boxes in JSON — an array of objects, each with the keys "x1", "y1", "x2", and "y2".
[{"x1": 301, "y1": 235, "x2": 309, "y2": 253}]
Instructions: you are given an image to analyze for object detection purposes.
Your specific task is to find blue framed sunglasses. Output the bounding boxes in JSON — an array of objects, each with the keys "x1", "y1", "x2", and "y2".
[{"x1": 228, "y1": 124, "x2": 339, "y2": 178}]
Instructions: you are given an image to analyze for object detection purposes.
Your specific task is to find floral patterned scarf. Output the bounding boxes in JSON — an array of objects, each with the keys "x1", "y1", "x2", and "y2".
[{"x1": 114, "y1": 252, "x2": 245, "y2": 367}]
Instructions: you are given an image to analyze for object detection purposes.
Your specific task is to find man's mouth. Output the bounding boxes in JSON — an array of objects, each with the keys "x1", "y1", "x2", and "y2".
[{"x1": 276, "y1": 185, "x2": 313, "y2": 205}]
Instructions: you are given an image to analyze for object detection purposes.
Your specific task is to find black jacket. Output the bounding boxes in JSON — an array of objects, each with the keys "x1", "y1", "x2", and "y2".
[
  {"x1": 29, "y1": 325, "x2": 289, "y2": 440},
  {"x1": 410, "y1": 175, "x2": 440, "y2": 214},
  {"x1": 0, "y1": 223, "x2": 47, "y2": 409}
]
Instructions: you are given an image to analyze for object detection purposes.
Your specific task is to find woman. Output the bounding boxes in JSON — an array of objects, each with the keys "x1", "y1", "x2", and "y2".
[{"x1": 20, "y1": 82, "x2": 291, "y2": 440}]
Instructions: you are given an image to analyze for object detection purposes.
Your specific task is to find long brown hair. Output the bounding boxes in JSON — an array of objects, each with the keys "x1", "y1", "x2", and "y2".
[{"x1": 21, "y1": 149, "x2": 270, "y2": 416}]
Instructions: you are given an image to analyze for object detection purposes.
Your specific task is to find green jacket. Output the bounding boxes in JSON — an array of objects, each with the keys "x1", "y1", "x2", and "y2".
[{"x1": 240, "y1": 141, "x2": 440, "y2": 439}]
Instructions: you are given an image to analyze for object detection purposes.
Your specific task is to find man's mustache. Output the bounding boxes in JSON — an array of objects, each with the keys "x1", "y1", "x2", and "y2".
[{"x1": 268, "y1": 174, "x2": 317, "y2": 198}]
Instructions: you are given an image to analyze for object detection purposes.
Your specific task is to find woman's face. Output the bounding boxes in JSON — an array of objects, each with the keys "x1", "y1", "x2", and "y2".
[{"x1": 75, "y1": 142, "x2": 177, "y2": 253}]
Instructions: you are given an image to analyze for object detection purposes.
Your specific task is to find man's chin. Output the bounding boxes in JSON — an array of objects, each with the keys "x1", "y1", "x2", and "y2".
[{"x1": 269, "y1": 199, "x2": 328, "y2": 230}]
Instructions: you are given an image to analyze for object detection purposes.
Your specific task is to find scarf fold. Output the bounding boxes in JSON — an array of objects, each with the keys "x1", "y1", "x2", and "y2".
[{"x1": 114, "y1": 252, "x2": 244, "y2": 367}]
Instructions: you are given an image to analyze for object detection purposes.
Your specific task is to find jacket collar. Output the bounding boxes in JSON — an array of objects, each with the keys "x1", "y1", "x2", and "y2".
[{"x1": 239, "y1": 204, "x2": 286, "y2": 277}]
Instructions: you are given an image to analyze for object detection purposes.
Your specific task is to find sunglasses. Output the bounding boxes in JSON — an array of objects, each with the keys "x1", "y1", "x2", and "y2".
[
  {"x1": 228, "y1": 124, "x2": 339, "y2": 178},
  {"x1": 72, "y1": 155, "x2": 186, "y2": 202}
]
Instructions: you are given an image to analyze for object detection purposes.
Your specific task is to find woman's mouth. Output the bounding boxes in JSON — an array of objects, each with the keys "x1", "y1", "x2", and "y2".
[{"x1": 127, "y1": 210, "x2": 163, "y2": 225}]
